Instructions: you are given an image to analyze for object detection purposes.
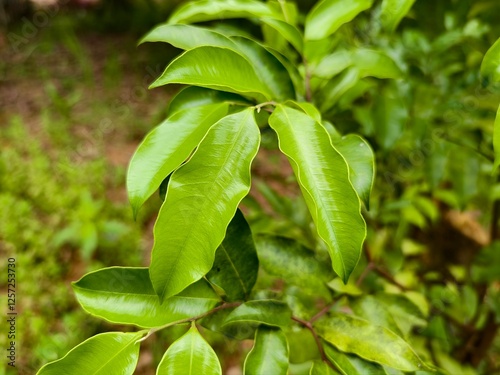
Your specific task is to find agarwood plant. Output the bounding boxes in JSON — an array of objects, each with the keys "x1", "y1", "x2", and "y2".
[{"x1": 38, "y1": 0, "x2": 500, "y2": 374}]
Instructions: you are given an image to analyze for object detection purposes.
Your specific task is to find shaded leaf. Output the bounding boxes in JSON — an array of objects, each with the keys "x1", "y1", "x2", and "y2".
[
  {"x1": 168, "y1": 87, "x2": 249, "y2": 115},
  {"x1": 261, "y1": 17, "x2": 303, "y2": 52},
  {"x1": 310, "y1": 360, "x2": 338, "y2": 375},
  {"x1": 244, "y1": 327, "x2": 289, "y2": 375},
  {"x1": 493, "y1": 104, "x2": 500, "y2": 172},
  {"x1": 223, "y1": 300, "x2": 292, "y2": 327},
  {"x1": 372, "y1": 85, "x2": 407, "y2": 149},
  {"x1": 319, "y1": 68, "x2": 360, "y2": 112},
  {"x1": 480, "y1": 37, "x2": 500, "y2": 85},
  {"x1": 380, "y1": 0, "x2": 417, "y2": 32}
]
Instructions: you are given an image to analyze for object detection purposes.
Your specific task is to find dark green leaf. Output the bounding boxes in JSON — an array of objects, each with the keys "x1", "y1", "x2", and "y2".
[{"x1": 244, "y1": 327, "x2": 289, "y2": 375}]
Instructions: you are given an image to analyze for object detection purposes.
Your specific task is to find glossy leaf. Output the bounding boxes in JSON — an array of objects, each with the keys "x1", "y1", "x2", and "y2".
[
  {"x1": 37, "y1": 332, "x2": 143, "y2": 375},
  {"x1": 223, "y1": 300, "x2": 292, "y2": 327},
  {"x1": 324, "y1": 343, "x2": 392, "y2": 375},
  {"x1": 244, "y1": 327, "x2": 289, "y2": 375},
  {"x1": 150, "y1": 46, "x2": 271, "y2": 101},
  {"x1": 260, "y1": 17, "x2": 303, "y2": 52},
  {"x1": 333, "y1": 135, "x2": 375, "y2": 209},
  {"x1": 493, "y1": 104, "x2": 500, "y2": 172},
  {"x1": 150, "y1": 108, "x2": 260, "y2": 302},
  {"x1": 168, "y1": 87, "x2": 249, "y2": 115},
  {"x1": 207, "y1": 209, "x2": 259, "y2": 301},
  {"x1": 380, "y1": 0, "x2": 417, "y2": 32},
  {"x1": 157, "y1": 324, "x2": 222, "y2": 375},
  {"x1": 305, "y1": 0, "x2": 373, "y2": 40},
  {"x1": 315, "y1": 314, "x2": 426, "y2": 371},
  {"x1": 269, "y1": 105, "x2": 366, "y2": 283},
  {"x1": 127, "y1": 104, "x2": 228, "y2": 216},
  {"x1": 168, "y1": 0, "x2": 281, "y2": 25},
  {"x1": 480, "y1": 37, "x2": 500, "y2": 85},
  {"x1": 72, "y1": 267, "x2": 219, "y2": 328}
]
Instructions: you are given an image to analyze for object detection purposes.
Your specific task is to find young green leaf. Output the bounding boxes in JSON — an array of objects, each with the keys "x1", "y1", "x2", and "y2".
[
  {"x1": 207, "y1": 209, "x2": 259, "y2": 301},
  {"x1": 315, "y1": 314, "x2": 426, "y2": 371},
  {"x1": 150, "y1": 46, "x2": 272, "y2": 101},
  {"x1": 168, "y1": 87, "x2": 249, "y2": 115},
  {"x1": 157, "y1": 324, "x2": 222, "y2": 375},
  {"x1": 480, "y1": 37, "x2": 500, "y2": 85},
  {"x1": 223, "y1": 300, "x2": 292, "y2": 327},
  {"x1": 269, "y1": 105, "x2": 366, "y2": 283},
  {"x1": 244, "y1": 327, "x2": 289, "y2": 375},
  {"x1": 72, "y1": 267, "x2": 220, "y2": 328},
  {"x1": 127, "y1": 103, "x2": 228, "y2": 217},
  {"x1": 150, "y1": 108, "x2": 260, "y2": 302},
  {"x1": 305, "y1": 0, "x2": 373, "y2": 40},
  {"x1": 37, "y1": 332, "x2": 143, "y2": 375},
  {"x1": 324, "y1": 343, "x2": 395, "y2": 375},
  {"x1": 380, "y1": 0, "x2": 417, "y2": 32}
]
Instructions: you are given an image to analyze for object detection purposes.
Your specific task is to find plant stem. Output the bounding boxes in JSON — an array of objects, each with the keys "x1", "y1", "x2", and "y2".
[
  {"x1": 303, "y1": 59, "x2": 312, "y2": 102},
  {"x1": 360, "y1": 244, "x2": 408, "y2": 291},
  {"x1": 254, "y1": 101, "x2": 277, "y2": 112}
]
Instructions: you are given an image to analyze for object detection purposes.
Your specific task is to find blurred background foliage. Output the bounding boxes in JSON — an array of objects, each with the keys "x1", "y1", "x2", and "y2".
[{"x1": 1, "y1": 0, "x2": 500, "y2": 374}]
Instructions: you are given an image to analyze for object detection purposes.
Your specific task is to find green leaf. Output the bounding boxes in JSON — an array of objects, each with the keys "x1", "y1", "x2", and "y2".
[
  {"x1": 244, "y1": 327, "x2": 289, "y2": 375},
  {"x1": 310, "y1": 360, "x2": 338, "y2": 375},
  {"x1": 323, "y1": 343, "x2": 391, "y2": 375},
  {"x1": 305, "y1": 0, "x2": 373, "y2": 40},
  {"x1": 168, "y1": 0, "x2": 281, "y2": 25},
  {"x1": 315, "y1": 314, "x2": 426, "y2": 371},
  {"x1": 254, "y1": 234, "x2": 332, "y2": 294},
  {"x1": 127, "y1": 104, "x2": 228, "y2": 216},
  {"x1": 168, "y1": 87, "x2": 249, "y2": 115},
  {"x1": 150, "y1": 46, "x2": 271, "y2": 101},
  {"x1": 333, "y1": 135, "x2": 375, "y2": 209},
  {"x1": 480, "y1": 37, "x2": 500, "y2": 85},
  {"x1": 350, "y1": 295, "x2": 403, "y2": 337},
  {"x1": 157, "y1": 324, "x2": 222, "y2": 375},
  {"x1": 493, "y1": 104, "x2": 500, "y2": 172},
  {"x1": 72, "y1": 267, "x2": 219, "y2": 328},
  {"x1": 223, "y1": 300, "x2": 292, "y2": 327},
  {"x1": 260, "y1": 17, "x2": 303, "y2": 53},
  {"x1": 150, "y1": 108, "x2": 260, "y2": 302},
  {"x1": 372, "y1": 85, "x2": 407, "y2": 149},
  {"x1": 319, "y1": 68, "x2": 360, "y2": 112},
  {"x1": 312, "y1": 50, "x2": 352, "y2": 79},
  {"x1": 140, "y1": 24, "x2": 235, "y2": 49},
  {"x1": 269, "y1": 105, "x2": 366, "y2": 283},
  {"x1": 380, "y1": 0, "x2": 416, "y2": 32},
  {"x1": 37, "y1": 332, "x2": 143, "y2": 375},
  {"x1": 207, "y1": 209, "x2": 259, "y2": 301}
]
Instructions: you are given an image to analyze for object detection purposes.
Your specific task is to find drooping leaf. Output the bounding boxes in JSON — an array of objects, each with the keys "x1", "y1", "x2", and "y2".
[
  {"x1": 269, "y1": 105, "x2": 366, "y2": 283},
  {"x1": 223, "y1": 300, "x2": 292, "y2": 327},
  {"x1": 72, "y1": 267, "x2": 219, "y2": 328},
  {"x1": 168, "y1": 87, "x2": 249, "y2": 115},
  {"x1": 168, "y1": 0, "x2": 281, "y2": 25},
  {"x1": 37, "y1": 332, "x2": 144, "y2": 375},
  {"x1": 150, "y1": 108, "x2": 260, "y2": 302},
  {"x1": 260, "y1": 17, "x2": 303, "y2": 53},
  {"x1": 480, "y1": 37, "x2": 500, "y2": 85},
  {"x1": 254, "y1": 234, "x2": 332, "y2": 294},
  {"x1": 315, "y1": 314, "x2": 427, "y2": 371},
  {"x1": 305, "y1": 0, "x2": 373, "y2": 40},
  {"x1": 244, "y1": 327, "x2": 289, "y2": 375},
  {"x1": 493, "y1": 104, "x2": 500, "y2": 171},
  {"x1": 333, "y1": 135, "x2": 375, "y2": 209},
  {"x1": 207, "y1": 209, "x2": 259, "y2": 301},
  {"x1": 150, "y1": 46, "x2": 272, "y2": 101},
  {"x1": 156, "y1": 324, "x2": 222, "y2": 375},
  {"x1": 127, "y1": 104, "x2": 228, "y2": 216},
  {"x1": 380, "y1": 0, "x2": 417, "y2": 32}
]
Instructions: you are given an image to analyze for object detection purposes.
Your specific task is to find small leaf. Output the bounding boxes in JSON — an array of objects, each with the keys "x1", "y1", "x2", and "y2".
[
  {"x1": 127, "y1": 103, "x2": 228, "y2": 216},
  {"x1": 260, "y1": 17, "x2": 303, "y2": 52},
  {"x1": 493, "y1": 104, "x2": 500, "y2": 172},
  {"x1": 168, "y1": 0, "x2": 281, "y2": 25},
  {"x1": 315, "y1": 314, "x2": 426, "y2": 371},
  {"x1": 324, "y1": 343, "x2": 391, "y2": 375},
  {"x1": 269, "y1": 105, "x2": 366, "y2": 283},
  {"x1": 150, "y1": 46, "x2": 271, "y2": 101},
  {"x1": 168, "y1": 87, "x2": 249, "y2": 115},
  {"x1": 207, "y1": 209, "x2": 259, "y2": 301},
  {"x1": 333, "y1": 135, "x2": 375, "y2": 209},
  {"x1": 72, "y1": 267, "x2": 219, "y2": 328},
  {"x1": 480, "y1": 37, "x2": 500, "y2": 85},
  {"x1": 150, "y1": 108, "x2": 260, "y2": 302},
  {"x1": 223, "y1": 300, "x2": 292, "y2": 327},
  {"x1": 380, "y1": 0, "x2": 417, "y2": 32},
  {"x1": 305, "y1": 0, "x2": 373, "y2": 40},
  {"x1": 37, "y1": 332, "x2": 143, "y2": 375},
  {"x1": 244, "y1": 327, "x2": 289, "y2": 375},
  {"x1": 157, "y1": 324, "x2": 222, "y2": 375}
]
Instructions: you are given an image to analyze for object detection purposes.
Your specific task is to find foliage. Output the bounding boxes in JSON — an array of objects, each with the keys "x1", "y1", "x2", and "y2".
[{"x1": 38, "y1": 0, "x2": 500, "y2": 374}]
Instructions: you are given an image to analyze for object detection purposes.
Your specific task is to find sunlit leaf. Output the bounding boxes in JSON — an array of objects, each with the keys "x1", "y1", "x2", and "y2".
[
  {"x1": 480, "y1": 37, "x2": 500, "y2": 85},
  {"x1": 168, "y1": 87, "x2": 249, "y2": 115},
  {"x1": 380, "y1": 0, "x2": 417, "y2": 32},
  {"x1": 260, "y1": 17, "x2": 303, "y2": 52},
  {"x1": 244, "y1": 327, "x2": 289, "y2": 375}
]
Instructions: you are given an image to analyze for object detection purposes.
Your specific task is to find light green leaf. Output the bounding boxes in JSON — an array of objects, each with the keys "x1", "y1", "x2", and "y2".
[
  {"x1": 310, "y1": 360, "x2": 338, "y2": 375},
  {"x1": 223, "y1": 300, "x2": 292, "y2": 327},
  {"x1": 244, "y1": 327, "x2": 289, "y2": 375},
  {"x1": 157, "y1": 324, "x2": 222, "y2": 375},
  {"x1": 480, "y1": 37, "x2": 500, "y2": 85},
  {"x1": 255, "y1": 234, "x2": 332, "y2": 294},
  {"x1": 286, "y1": 100, "x2": 323, "y2": 123},
  {"x1": 127, "y1": 103, "x2": 228, "y2": 216},
  {"x1": 319, "y1": 68, "x2": 360, "y2": 112},
  {"x1": 207, "y1": 209, "x2": 259, "y2": 301},
  {"x1": 305, "y1": 0, "x2": 373, "y2": 40},
  {"x1": 168, "y1": 87, "x2": 249, "y2": 115},
  {"x1": 269, "y1": 105, "x2": 366, "y2": 283},
  {"x1": 37, "y1": 332, "x2": 143, "y2": 375},
  {"x1": 493, "y1": 104, "x2": 500, "y2": 171},
  {"x1": 315, "y1": 314, "x2": 426, "y2": 371},
  {"x1": 380, "y1": 0, "x2": 416, "y2": 32},
  {"x1": 168, "y1": 0, "x2": 281, "y2": 25},
  {"x1": 150, "y1": 46, "x2": 271, "y2": 101},
  {"x1": 333, "y1": 135, "x2": 375, "y2": 209},
  {"x1": 150, "y1": 108, "x2": 260, "y2": 302},
  {"x1": 260, "y1": 17, "x2": 303, "y2": 52},
  {"x1": 353, "y1": 49, "x2": 402, "y2": 79},
  {"x1": 72, "y1": 267, "x2": 219, "y2": 328},
  {"x1": 324, "y1": 343, "x2": 390, "y2": 375},
  {"x1": 313, "y1": 50, "x2": 352, "y2": 79},
  {"x1": 350, "y1": 295, "x2": 403, "y2": 337}
]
